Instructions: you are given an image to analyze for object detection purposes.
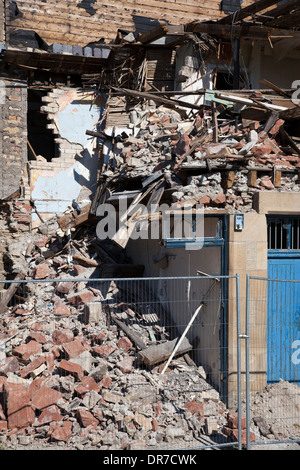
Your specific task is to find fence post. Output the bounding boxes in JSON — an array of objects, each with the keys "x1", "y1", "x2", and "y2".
[
  {"x1": 245, "y1": 274, "x2": 250, "y2": 450},
  {"x1": 236, "y1": 274, "x2": 242, "y2": 450}
]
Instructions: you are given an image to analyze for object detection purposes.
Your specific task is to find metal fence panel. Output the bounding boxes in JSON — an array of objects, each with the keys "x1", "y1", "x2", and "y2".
[
  {"x1": 246, "y1": 276, "x2": 300, "y2": 449},
  {"x1": 0, "y1": 275, "x2": 242, "y2": 450}
]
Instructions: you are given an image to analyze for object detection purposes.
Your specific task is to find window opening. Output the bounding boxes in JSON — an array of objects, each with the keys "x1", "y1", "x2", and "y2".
[
  {"x1": 267, "y1": 216, "x2": 300, "y2": 250},
  {"x1": 27, "y1": 89, "x2": 59, "y2": 161}
]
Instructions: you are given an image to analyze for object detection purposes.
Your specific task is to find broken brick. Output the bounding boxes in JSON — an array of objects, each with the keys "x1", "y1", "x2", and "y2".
[
  {"x1": 53, "y1": 301, "x2": 72, "y2": 316},
  {"x1": 57, "y1": 359, "x2": 84, "y2": 380},
  {"x1": 31, "y1": 386, "x2": 63, "y2": 411},
  {"x1": 67, "y1": 289, "x2": 95, "y2": 306},
  {"x1": 52, "y1": 329, "x2": 74, "y2": 345},
  {"x1": 34, "y1": 405, "x2": 62, "y2": 426},
  {"x1": 62, "y1": 338, "x2": 87, "y2": 359},
  {"x1": 34, "y1": 262, "x2": 51, "y2": 279},
  {"x1": 76, "y1": 409, "x2": 98, "y2": 428},
  {"x1": 117, "y1": 337, "x2": 133, "y2": 353},
  {"x1": 12, "y1": 340, "x2": 42, "y2": 361},
  {"x1": 48, "y1": 420, "x2": 73, "y2": 442},
  {"x1": 92, "y1": 345, "x2": 116, "y2": 358}
]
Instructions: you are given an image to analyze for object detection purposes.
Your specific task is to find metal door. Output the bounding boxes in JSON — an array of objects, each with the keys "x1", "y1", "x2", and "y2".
[{"x1": 267, "y1": 255, "x2": 300, "y2": 384}]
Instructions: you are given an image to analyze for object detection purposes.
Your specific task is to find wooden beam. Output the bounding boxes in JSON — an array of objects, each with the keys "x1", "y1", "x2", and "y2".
[
  {"x1": 111, "y1": 316, "x2": 147, "y2": 350},
  {"x1": 58, "y1": 203, "x2": 92, "y2": 232},
  {"x1": 137, "y1": 337, "x2": 192, "y2": 367},
  {"x1": 111, "y1": 87, "x2": 204, "y2": 111},
  {"x1": 0, "y1": 271, "x2": 26, "y2": 314},
  {"x1": 137, "y1": 23, "x2": 169, "y2": 44},
  {"x1": 261, "y1": 0, "x2": 300, "y2": 25},
  {"x1": 186, "y1": 22, "x2": 300, "y2": 40},
  {"x1": 218, "y1": 0, "x2": 279, "y2": 24}
]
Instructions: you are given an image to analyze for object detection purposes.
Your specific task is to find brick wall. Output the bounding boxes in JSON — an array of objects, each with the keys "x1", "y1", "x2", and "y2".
[
  {"x1": 0, "y1": 0, "x2": 4, "y2": 45},
  {"x1": 0, "y1": 78, "x2": 28, "y2": 200}
]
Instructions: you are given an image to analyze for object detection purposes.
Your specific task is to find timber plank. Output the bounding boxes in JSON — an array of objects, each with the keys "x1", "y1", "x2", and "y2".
[{"x1": 137, "y1": 337, "x2": 192, "y2": 366}]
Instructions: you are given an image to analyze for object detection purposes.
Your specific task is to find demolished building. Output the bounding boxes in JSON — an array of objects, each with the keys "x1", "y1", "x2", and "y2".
[{"x1": 0, "y1": 0, "x2": 300, "y2": 447}]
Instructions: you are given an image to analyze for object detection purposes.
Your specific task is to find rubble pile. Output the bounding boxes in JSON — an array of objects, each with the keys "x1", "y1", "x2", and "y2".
[
  {"x1": 0, "y1": 271, "x2": 233, "y2": 450},
  {"x1": 97, "y1": 88, "x2": 300, "y2": 217},
  {"x1": 249, "y1": 380, "x2": 300, "y2": 442}
]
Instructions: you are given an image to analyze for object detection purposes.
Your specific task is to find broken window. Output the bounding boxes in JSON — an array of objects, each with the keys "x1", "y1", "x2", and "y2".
[{"x1": 27, "y1": 89, "x2": 59, "y2": 161}]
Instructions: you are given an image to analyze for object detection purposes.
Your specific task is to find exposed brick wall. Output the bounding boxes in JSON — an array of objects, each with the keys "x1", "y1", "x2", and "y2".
[
  {"x1": 0, "y1": 78, "x2": 28, "y2": 200},
  {"x1": 0, "y1": 0, "x2": 4, "y2": 45}
]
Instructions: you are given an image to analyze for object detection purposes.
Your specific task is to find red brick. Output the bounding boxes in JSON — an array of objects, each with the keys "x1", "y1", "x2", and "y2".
[
  {"x1": 27, "y1": 330, "x2": 47, "y2": 344},
  {"x1": 52, "y1": 329, "x2": 74, "y2": 345},
  {"x1": 0, "y1": 420, "x2": 8, "y2": 431},
  {"x1": 57, "y1": 359, "x2": 84, "y2": 380},
  {"x1": 91, "y1": 331, "x2": 106, "y2": 345},
  {"x1": 269, "y1": 119, "x2": 285, "y2": 135},
  {"x1": 100, "y1": 375, "x2": 112, "y2": 389},
  {"x1": 12, "y1": 340, "x2": 42, "y2": 361},
  {"x1": 260, "y1": 177, "x2": 274, "y2": 190},
  {"x1": 214, "y1": 193, "x2": 226, "y2": 205},
  {"x1": 76, "y1": 409, "x2": 98, "y2": 428},
  {"x1": 75, "y1": 376, "x2": 101, "y2": 397},
  {"x1": 73, "y1": 264, "x2": 84, "y2": 275},
  {"x1": 34, "y1": 405, "x2": 62, "y2": 427},
  {"x1": 252, "y1": 143, "x2": 272, "y2": 157},
  {"x1": 92, "y1": 345, "x2": 116, "y2": 358},
  {"x1": 74, "y1": 384, "x2": 89, "y2": 398},
  {"x1": 4, "y1": 382, "x2": 35, "y2": 429},
  {"x1": 31, "y1": 386, "x2": 62, "y2": 411},
  {"x1": 34, "y1": 263, "x2": 51, "y2": 279},
  {"x1": 117, "y1": 337, "x2": 133, "y2": 353},
  {"x1": 48, "y1": 420, "x2": 73, "y2": 442},
  {"x1": 227, "y1": 412, "x2": 247, "y2": 429},
  {"x1": 199, "y1": 195, "x2": 211, "y2": 205},
  {"x1": 28, "y1": 377, "x2": 46, "y2": 400},
  {"x1": 53, "y1": 301, "x2": 72, "y2": 316},
  {"x1": 62, "y1": 338, "x2": 87, "y2": 359},
  {"x1": 56, "y1": 281, "x2": 73, "y2": 294},
  {"x1": 67, "y1": 289, "x2": 94, "y2": 306},
  {"x1": 81, "y1": 376, "x2": 100, "y2": 393},
  {"x1": 34, "y1": 236, "x2": 49, "y2": 248},
  {"x1": 19, "y1": 356, "x2": 46, "y2": 379},
  {"x1": 184, "y1": 400, "x2": 204, "y2": 417},
  {"x1": 152, "y1": 418, "x2": 158, "y2": 432}
]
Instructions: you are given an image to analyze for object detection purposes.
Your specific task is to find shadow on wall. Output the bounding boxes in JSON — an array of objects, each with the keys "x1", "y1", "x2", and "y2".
[{"x1": 77, "y1": 0, "x2": 97, "y2": 16}]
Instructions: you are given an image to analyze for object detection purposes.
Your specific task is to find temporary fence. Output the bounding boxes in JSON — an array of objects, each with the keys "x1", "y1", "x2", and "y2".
[
  {"x1": 245, "y1": 275, "x2": 300, "y2": 450},
  {"x1": 0, "y1": 274, "x2": 244, "y2": 450}
]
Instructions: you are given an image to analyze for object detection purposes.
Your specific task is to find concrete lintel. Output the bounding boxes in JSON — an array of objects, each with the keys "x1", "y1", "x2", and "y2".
[{"x1": 253, "y1": 191, "x2": 300, "y2": 215}]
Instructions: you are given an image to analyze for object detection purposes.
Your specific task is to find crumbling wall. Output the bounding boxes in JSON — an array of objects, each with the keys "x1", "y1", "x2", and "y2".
[{"x1": 29, "y1": 88, "x2": 104, "y2": 227}]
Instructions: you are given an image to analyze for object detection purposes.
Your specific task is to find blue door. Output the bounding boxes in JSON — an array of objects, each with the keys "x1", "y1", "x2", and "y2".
[
  {"x1": 267, "y1": 255, "x2": 300, "y2": 384},
  {"x1": 267, "y1": 216, "x2": 300, "y2": 384}
]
